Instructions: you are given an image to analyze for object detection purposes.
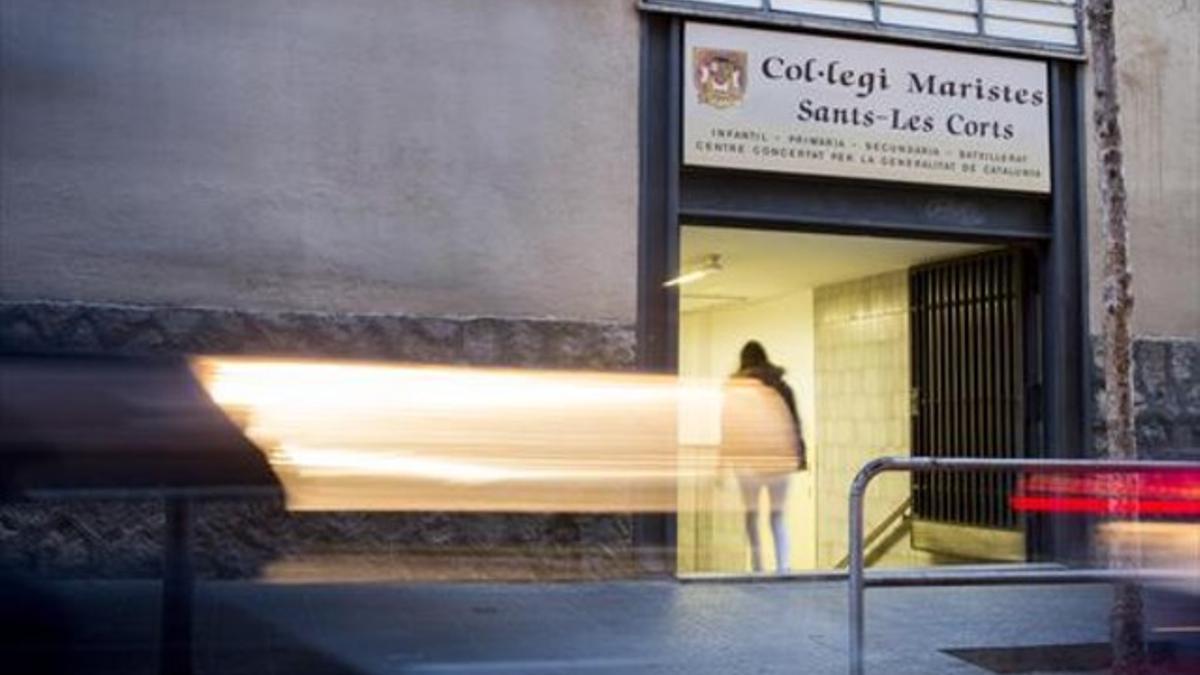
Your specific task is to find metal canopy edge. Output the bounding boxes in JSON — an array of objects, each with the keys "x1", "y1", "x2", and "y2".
[{"x1": 637, "y1": 1, "x2": 1087, "y2": 62}]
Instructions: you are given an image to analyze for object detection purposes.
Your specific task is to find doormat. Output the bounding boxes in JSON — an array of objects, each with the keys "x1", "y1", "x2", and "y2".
[{"x1": 943, "y1": 642, "x2": 1187, "y2": 674}]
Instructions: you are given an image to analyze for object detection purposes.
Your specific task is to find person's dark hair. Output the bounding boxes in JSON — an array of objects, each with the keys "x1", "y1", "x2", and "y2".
[{"x1": 739, "y1": 340, "x2": 769, "y2": 371}]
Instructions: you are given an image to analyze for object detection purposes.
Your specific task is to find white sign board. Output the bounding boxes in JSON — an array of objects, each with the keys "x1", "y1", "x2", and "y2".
[{"x1": 684, "y1": 23, "x2": 1051, "y2": 193}]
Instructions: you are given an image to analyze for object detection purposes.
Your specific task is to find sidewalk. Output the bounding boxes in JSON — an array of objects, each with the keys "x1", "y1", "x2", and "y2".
[{"x1": 17, "y1": 578, "x2": 1129, "y2": 674}]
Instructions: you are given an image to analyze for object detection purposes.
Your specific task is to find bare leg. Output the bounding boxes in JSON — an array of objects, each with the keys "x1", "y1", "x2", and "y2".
[
  {"x1": 770, "y1": 509, "x2": 789, "y2": 573},
  {"x1": 766, "y1": 475, "x2": 791, "y2": 573},
  {"x1": 745, "y1": 509, "x2": 763, "y2": 572},
  {"x1": 738, "y1": 473, "x2": 765, "y2": 572}
]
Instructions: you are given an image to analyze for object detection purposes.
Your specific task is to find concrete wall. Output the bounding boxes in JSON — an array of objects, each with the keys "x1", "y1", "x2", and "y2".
[
  {"x1": 0, "y1": 0, "x2": 639, "y2": 323},
  {"x1": 677, "y1": 290, "x2": 816, "y2": 573},
  {"x1": 1086, "y1": 1, "x2": 1200, "y2": 338}
]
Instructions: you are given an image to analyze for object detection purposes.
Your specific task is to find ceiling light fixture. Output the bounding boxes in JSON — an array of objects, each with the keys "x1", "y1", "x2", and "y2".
[{"x1": 663, "y1": 254, "x2": 723, "y2": 288}]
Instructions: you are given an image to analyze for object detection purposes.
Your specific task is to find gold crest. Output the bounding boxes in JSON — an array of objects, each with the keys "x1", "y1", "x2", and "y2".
[{"x1": 694, "y1": 48, "x2": 748, "y2": 109}]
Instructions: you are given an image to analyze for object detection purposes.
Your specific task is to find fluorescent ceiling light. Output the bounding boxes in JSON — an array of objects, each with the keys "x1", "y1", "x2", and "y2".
[{"x1": 663, "y1": 254, "x2": 722, "y2": 288}]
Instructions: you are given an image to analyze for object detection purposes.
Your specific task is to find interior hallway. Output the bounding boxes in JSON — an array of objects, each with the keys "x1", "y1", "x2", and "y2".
[{"x1": 675, "y1": 226, "x2": 991, "y2": 575}]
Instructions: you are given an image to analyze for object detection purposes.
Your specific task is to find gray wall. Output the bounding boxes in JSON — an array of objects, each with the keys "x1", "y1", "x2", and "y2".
[
  {"x1": 1, "y1": 0, "x2": 639, "y2": 323},
  {"x1": 7, "y1": 0, "x2": 1195, "y2": 335},
  {"x1": 1086, "y1": 1, "x2": 1200, "y2": 338}
]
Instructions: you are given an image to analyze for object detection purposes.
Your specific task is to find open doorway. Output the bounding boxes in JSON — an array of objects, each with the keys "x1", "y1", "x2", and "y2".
[{"x1": 674, "y1": 225, "x2": 1036, "y2": 576}]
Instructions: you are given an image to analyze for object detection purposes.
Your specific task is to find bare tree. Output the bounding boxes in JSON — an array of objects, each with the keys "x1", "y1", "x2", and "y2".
[{"x1": 1085, "y1": 0, "x2": 1143, "y2": 672}]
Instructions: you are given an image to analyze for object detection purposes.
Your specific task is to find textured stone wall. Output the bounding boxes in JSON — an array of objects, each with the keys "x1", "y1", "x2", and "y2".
[
  {"x1": 1091, "y1": 337, "x2": 1200, "y2": 459},
  {"x1": 0, "y1": 300, "x2": 635, "y2": 368},
  {"x1": 0, "y1": 300, "x2": 639, "y2": 580},
  {"x1": 0, "y1": 499, "x2": 636, "y2": 581}
]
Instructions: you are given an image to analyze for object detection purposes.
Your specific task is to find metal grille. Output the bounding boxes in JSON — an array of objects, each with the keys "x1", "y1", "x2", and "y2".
[{"x1": 910, "y1": 251, "x2": 1026, "y2": 530}]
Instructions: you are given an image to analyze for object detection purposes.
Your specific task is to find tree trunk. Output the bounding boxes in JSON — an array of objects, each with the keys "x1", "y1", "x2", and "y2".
[{"x1": 1085, "y1": 1, "x2": 1143, "y2": 673}]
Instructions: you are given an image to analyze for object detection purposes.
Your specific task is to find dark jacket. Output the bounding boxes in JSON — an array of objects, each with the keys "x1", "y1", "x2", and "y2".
[{"x1": 735, "y1": 364, "x2": 807, "y2": 470}]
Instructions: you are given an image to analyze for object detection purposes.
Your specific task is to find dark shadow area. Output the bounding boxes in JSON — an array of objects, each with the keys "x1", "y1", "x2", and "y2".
[
  {"x1": 943, "y1": 643, "x2": 1111, "y2": 673},
  {"x1": 0, "y1": 354, "x2": 279, "y2": 495},
  {"x1": 194, "y1": 604, "x2": 365, "y2": 675},
  {"x1": 944, "y1": 641, "x2": 1197, "y2": 674},
  {"x1": 0, "y1": 576, "x2": 363, "y2": 675},
  {"x1": 0, "y1": 573, "x2": 77, "y2": 675}
]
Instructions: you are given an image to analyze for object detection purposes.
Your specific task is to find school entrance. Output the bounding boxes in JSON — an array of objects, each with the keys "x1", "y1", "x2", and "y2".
[
  {"x1": 635, "y1": 16, "x2": 1090, "y2": 576},
  {"x1": 674, "y1": 226, "x2": 1040, "y2": 574}
]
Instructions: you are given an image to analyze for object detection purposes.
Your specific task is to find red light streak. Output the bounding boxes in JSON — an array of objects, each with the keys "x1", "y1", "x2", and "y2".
[
  {"x1": 1011, "y1": 496, "x2": 1200, "y2": 516},
  {"x1": 1011, "y1": 471, "x2": 1200, "y2": 516}
]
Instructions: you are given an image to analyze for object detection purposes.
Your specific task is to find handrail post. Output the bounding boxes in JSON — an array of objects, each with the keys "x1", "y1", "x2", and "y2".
[
  {"x1": 844, "y1": 456, "x2": 1199, "y2": 675},
  {"x1": 849, "y1": 459, "x2": 889, "y2": 675},
  {"x1": 848, "y1": 476, "x2": 865, "y2": 675}
]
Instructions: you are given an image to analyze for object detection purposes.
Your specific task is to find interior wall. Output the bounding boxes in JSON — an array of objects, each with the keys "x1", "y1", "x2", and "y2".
[
  {"x1": 813, "y1": 270, "x2": 935, "y2": 568},
  {"x1": 677, "y1": 288, "x2": 816, "y2": 573}
]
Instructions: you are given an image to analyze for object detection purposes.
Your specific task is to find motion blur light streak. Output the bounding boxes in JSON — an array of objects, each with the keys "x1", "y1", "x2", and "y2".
[
  {"x1": 275, "y1": 444, "x2": 527, "y2": 483},
  {"x1": 1014, "y1": 472, "x2": 1200, "y2": 598},
  {"x1": 1018, "y1": 473, "x2": 1200, "y2": 501},
  {"x1": 1011, "y1": 496, "x2": 1200, "y2": 517},
  {"x1": 1096, "y1": 522, "x2": 1200, "y2": 596},
  {"x1": 1012, "y1": 471, "x2": 1200, "y2": 516},
  {"x1": 192, "y1": 357, "x2": 801, "y2": 512},
  {"x1": 205, "y1": 361, "x2": 675, "y2": 409}
]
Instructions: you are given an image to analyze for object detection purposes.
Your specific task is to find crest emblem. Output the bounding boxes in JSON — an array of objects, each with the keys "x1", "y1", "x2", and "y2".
[{"x1": 694, "y1": 48, "x2": 748, "y2": 109}]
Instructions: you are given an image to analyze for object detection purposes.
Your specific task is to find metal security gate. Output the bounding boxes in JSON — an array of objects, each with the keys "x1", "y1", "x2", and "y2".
[{"x1": 909, "y1": 251, "x2": 1037, "y2": 560}]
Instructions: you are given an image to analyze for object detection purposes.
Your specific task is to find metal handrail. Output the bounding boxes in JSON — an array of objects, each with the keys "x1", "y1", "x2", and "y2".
[
  {"x1": 834, "y1": 496, "x2": 911, "y2": 569},
  {"x1": 848, "y1": 456, "x2": 1200, "y2": 675}
]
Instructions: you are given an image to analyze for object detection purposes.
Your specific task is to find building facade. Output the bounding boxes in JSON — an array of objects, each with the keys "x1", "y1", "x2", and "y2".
[{"x1": 1, "y1": 0, "x2": 1196, "y2": 578}]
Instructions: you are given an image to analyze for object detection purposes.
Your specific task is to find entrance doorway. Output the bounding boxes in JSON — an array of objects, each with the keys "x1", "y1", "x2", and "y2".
[{"x1": 674, "y1": 225, "x2": 1038, "y2": 576}]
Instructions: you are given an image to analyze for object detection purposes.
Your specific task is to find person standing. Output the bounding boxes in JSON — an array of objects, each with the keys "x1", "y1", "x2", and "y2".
[{"x1": 731, "y1": 340, "x2": 806, "y2": 574}]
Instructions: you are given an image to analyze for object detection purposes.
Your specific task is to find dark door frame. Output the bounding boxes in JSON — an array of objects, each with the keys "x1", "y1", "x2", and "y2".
[{"x1": 635, "y1": 14, "x2": 1090, "y2": 572}]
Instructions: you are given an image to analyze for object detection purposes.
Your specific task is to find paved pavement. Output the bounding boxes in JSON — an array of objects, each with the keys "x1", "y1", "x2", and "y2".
[{"x1": 5, "y1": 578, "x2": 1137, "y2": 674}]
